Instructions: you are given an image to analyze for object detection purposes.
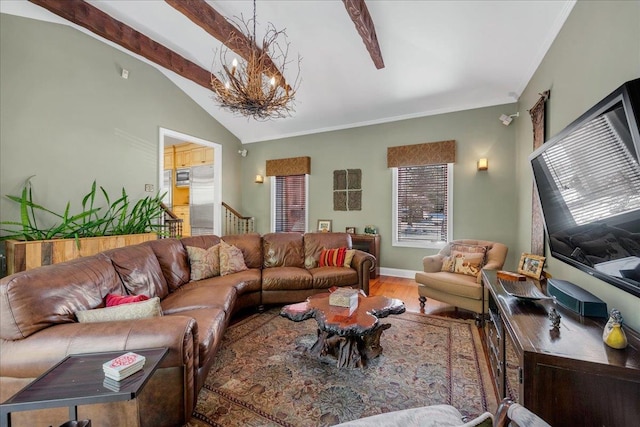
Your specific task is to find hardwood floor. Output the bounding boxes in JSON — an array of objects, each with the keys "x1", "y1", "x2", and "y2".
[{"x1": 369, "y1": 275, "x2": 476, "y2": 321}]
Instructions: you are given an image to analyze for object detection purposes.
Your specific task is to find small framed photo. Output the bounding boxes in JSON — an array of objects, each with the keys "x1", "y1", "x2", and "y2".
[
  {"x1": 345, "y1": 227, "x2": 356, "y2": 234},
  {"x1": 317, "y1": 219, "x2": 332, "y2": 233},
  {"x1": 517, "y1": 253, "x2": 546, "y2": 279}
]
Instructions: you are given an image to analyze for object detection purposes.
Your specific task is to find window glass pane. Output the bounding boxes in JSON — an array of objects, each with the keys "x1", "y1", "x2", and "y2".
[
  {"x1": 396, "y1": 164, "x2": 449, "y2": 243},
  {"x1": 274, "y1": 175, "x2": 307, "y2": 232}
]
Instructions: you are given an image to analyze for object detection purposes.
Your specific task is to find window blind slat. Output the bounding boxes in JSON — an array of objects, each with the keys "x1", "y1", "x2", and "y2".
[
  {"x1": 274, "y1": 175, "x2": 306, "y2": 232},
  {"x1": 396, "y1": 164, "x2": 449, "y2": 243}
]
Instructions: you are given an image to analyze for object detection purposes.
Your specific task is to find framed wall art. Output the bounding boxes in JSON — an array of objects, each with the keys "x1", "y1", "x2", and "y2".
[
  {"x1": 317, "y1": 220, "x2": 332, "y2": 233},
  {"x1": 517, "y1": 253, "x2": 546, "y2": 280}
]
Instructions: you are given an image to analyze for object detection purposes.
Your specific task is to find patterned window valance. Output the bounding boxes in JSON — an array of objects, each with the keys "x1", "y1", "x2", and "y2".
[
  {"x1": 386, "y1": 140, "x2": 456, "y2": 168},
  {"x1": 266, "y1": 156, "x2": 311, "y2": 176}
]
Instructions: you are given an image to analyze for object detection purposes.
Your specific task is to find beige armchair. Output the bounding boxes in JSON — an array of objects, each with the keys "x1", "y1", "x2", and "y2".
[{"x1": 415, "y1": 239, "x2": 508, "y2": 319}]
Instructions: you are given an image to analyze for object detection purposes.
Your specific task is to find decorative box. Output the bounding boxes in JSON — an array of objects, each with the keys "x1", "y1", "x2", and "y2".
[{"x1": 329, "y1": 288, "x2": 359, "y2": 310}]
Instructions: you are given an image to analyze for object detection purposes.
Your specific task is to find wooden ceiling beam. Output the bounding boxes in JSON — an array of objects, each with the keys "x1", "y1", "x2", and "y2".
[
  {"x1": 165, "y1": 0, "x2": 289, "y2": 89},
  {"x1": 342, "y1": 0, "x2": 385, "y2": 69},
  {"x1": 28, "y1": 0, "x2": 218, "y2": 90}
]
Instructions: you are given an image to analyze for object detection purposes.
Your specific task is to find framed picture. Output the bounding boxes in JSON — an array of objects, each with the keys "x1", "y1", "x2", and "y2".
[
  {"x1": 345, "y1": 227, "x2": 356, "y2": 234},
  {"x1": 517, "y1": 253, "x2": 546, "y2": 279},
  {"x1": 317, "y1": 220, "x2": 332, "y2": 233}
]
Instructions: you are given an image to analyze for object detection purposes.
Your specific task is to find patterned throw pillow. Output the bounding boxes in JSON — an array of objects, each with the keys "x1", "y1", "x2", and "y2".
[
  {"x1": 106, "y1": 294, "x2": 149, "y2": 307},
  {"x1": 449, "y1": 250, "x2": 486, "y2": 277},
  {"x1": 319, "y1": 247, "x2": 356, "y2": 267},
  {"x1": 219, "y1": 240, "x2": 249, "y2": 276},
  {"x1": 441, "y1": 244, "x2": 488, "y2": 277},
  {"x1": 76, "y1": 297, "x2": 162, "y2": 323},
  {"x1": 186, "y1": 244, "x2": 221, "y2": 281}
]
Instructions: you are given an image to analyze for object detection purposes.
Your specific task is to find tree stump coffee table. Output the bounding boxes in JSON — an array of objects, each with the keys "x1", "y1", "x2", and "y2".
[{"x1": 280, "y1": 291, "x2": 405, "y2": 368}]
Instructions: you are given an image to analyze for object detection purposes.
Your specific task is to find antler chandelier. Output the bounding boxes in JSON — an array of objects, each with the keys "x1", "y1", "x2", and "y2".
[{"x1": 210, "y1": 0, "x2": 301, "y2": 120}]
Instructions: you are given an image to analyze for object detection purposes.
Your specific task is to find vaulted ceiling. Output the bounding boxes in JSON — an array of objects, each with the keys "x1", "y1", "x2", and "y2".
[{"x1": 1, "y1": 0, "x2": 576, "y2": 143}]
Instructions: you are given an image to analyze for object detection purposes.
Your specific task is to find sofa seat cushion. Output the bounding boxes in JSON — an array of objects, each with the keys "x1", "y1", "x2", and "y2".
[
  {"x1": 310, "y1": 267, "x2": 358, "y2": 289},
  {"x1": 104, "y1": 245, "x2": 169, "y2": 299},
  {"x1": 161, "y1": 284, "x2": 237, "y2": 315},
  {"x1": 262, "y1": 267, "x2": 312, "y2": 291},
  {"x1": 180, "y1": 269, "x2": 261, "y2": 295},
  {"x1": 415, "y1": 271, "x2": 482, "y2": 300},
  {"x1": 166, "y1": 308, "x2": 226, "y2": 371}
]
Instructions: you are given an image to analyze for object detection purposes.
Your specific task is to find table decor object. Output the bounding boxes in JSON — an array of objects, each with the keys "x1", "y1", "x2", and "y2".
[{"x1": 603, "y1": 308, "x2": 628, "y2": 350}]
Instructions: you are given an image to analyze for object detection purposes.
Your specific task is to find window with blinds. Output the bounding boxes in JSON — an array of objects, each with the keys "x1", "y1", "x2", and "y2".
[
  {"x1": 542, "y1": 109, "x2": 640, "y2": 225},
  {"x1": 272, "y1": 175, "x2": 308, "y2": 232},
  {"x1": 393, "y1": 164, "x2": 452, "y2": 247}
]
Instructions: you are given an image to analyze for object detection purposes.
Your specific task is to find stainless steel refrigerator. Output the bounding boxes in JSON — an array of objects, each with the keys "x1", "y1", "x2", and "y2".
[
  {"x1": 162, "y1": 169, "x2": 172, "y2": 209},
  {"x1": 189, "y1": 164, "x2": 215, "y2": 236}
]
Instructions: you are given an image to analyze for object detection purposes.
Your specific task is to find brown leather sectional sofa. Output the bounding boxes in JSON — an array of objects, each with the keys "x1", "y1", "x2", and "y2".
[{"x1": 0, "y1": 232, "x2": 375, "y2": 427}]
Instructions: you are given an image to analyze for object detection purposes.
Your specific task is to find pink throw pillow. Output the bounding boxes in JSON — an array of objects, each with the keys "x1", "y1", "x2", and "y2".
[{"x1": 106, "y1": 294, "x2": 150, "y2": 307}]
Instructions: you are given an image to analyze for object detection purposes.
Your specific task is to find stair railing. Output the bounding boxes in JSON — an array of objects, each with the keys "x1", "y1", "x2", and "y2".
[
  {"x1": 222, "y1": 202, "x2": 255, "y2": 235},
  {"x1": 160, "y1": 203, "x2": 183, "y2": 238}
]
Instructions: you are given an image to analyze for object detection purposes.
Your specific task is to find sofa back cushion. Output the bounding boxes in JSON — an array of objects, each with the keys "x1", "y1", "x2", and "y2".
[
  {"x1": 146, "y1": 238, "x2": 190, "y2": 291},
  {"x1": 103, "y1": 245, "x2": 169, "y2": 299},
  {"x1": 180, "y1": 235, "x2": 221, "y2": 251},
  {"x1": 304, "y1": 232, "x2": 353, "y2": 268},
  {"x1": 0, "y1": 255, "x2": 125, "y2": 340},
  {"x1": 221, "y1": 233, "x2": 263, "y2": 269},
  {"x1": 263, "y1": 232, "x2": 304, "y2": 268}
]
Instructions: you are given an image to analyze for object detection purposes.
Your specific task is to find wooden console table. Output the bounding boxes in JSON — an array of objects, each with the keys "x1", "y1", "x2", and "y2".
[
  {"x1": 350, "y1": 234, "x2": 380, "y2": 278},
  {"x1": 482, "y1": 270, "x2": 640, "y2": 426}
]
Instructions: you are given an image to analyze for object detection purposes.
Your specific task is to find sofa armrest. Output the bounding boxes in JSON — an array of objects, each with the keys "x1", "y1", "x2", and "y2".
[
  {"x1": 423, "y1": 254, "x2": 444, "y2": 273},
  {"x1": 0, "y1": 315, "x2": 198, "y2": 379},
  {"x1": 351, "y1": 249, "x2": 375, "y2": 295}
]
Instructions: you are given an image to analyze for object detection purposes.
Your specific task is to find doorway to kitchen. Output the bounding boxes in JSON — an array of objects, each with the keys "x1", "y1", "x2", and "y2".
[{"x1": 159, "y1": 128, "x2": 222, "y2": 236}]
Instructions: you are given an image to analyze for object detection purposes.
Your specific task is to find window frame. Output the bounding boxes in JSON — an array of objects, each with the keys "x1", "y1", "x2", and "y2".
[
  {"x1": 392, "y1": 164, "x2": 453, "y2": 249},
  {"x1": 270, "y1": 174, "x2": 309, "y2": 233}
]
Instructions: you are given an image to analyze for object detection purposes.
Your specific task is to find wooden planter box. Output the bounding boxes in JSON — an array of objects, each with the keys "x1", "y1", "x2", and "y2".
[{"x1": 4, "y1": 233, "x2": 158, "y2": 275}]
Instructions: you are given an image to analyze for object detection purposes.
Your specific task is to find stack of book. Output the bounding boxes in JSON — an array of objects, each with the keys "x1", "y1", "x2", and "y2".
[{"x1": 103, "y1": 352, "x2": 146, "y2": 381}]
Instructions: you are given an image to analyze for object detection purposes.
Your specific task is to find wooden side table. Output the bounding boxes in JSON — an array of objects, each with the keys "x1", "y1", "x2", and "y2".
[{"x1": 0, "y1": 348, "x2": 167, "y2": 427}]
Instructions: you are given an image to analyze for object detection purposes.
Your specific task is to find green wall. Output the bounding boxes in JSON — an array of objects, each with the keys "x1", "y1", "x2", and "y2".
[
  {"x1": 241, "y1": 103, "x2": 519, "y2": 273},
  {"x1": 514, "y1": 0, "x2": 640, "y2": 330},
  {"x1": 0, "y1": 14, "x2": 242, "y2": 237}
]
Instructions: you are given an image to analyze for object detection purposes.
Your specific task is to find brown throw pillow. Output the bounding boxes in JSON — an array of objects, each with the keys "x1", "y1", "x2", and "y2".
[
  {"x1": 219, "y1": 240, "x2": 249, "y2": 276},
  {"x1": 186, "y1": 244, "x2": 220, "y2": 281}
]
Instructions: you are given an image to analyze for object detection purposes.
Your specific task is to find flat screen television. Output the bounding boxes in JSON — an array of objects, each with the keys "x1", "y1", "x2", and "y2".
[{"x1": 529, "y1": 78, "x2": 640, "y2": 298}]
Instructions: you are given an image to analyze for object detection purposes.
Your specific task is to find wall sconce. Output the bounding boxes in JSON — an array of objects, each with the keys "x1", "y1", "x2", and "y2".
[
  {"x1": 255, "y1": 174, "x2": 264, "y2": 184},
  {"x1": 477, "y1": 158, "x2": 489, "y2": 171}
]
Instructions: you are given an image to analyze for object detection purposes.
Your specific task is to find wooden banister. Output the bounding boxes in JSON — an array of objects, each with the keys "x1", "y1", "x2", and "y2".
[{"x1": 222, "y1": 202, "x2": 254, "y2": 235}]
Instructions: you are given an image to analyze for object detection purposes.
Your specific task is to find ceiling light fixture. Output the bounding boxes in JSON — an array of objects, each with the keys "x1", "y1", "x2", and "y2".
[
  {"x1": 499, "y1": 112, "x2": 519, "y2": 126},
  {"x1": 210, "y1": 0, "x2": 301, "y2": 121}
]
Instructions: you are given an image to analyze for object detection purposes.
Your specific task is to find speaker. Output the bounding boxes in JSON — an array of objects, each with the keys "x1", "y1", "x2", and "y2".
[{"x1": 547, "y1": 279, "x2": 608, "y2": 318}]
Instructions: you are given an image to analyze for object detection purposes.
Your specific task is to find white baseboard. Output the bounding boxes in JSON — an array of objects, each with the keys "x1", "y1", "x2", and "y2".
[{"x1": 379, "y1": 267, "x2": 419, "y2": 279}]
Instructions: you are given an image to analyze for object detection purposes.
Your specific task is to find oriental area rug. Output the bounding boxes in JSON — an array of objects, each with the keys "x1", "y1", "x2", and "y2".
[{"x1": 186, "y1": 308, "x2": 497, "y2": 427}]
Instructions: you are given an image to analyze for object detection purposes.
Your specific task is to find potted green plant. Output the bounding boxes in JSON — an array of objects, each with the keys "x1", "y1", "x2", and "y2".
[{"x1": 1, "y1": 176, "x2": 167, "y2": 275}]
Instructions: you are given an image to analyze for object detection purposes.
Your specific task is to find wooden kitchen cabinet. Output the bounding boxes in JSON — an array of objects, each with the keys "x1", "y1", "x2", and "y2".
[
  {"x1": 190, "y1": 146, "x2": 213, "y2": 165},
  {"x1": 174, "y1": 145, "x2": 191, "y2": 168},
  {"x1": 172, "y1": 205, "x2": 190, "y2": 237}
]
